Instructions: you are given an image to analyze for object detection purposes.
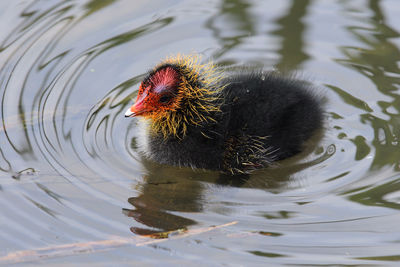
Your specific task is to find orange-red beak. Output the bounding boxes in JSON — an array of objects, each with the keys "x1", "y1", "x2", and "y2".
[
  {"x1": 125, "y1": 91, "x2": 148, "y2": 118},
  {"x1": 125, "y1": 101, "x2": 145, "y2": 117},
  {"x1": 124, "y1": 105, "x2": 137, "y2": 117}
]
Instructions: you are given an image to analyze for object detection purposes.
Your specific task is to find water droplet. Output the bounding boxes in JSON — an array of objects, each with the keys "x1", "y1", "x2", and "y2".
[{"x1": 327, "y1": 144, "x2": 336, "y2": 155}]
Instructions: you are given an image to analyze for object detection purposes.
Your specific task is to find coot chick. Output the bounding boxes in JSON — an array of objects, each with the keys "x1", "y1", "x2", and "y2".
[{"x1": 125, "y1": 55, "x2": 323, "y2": 174}]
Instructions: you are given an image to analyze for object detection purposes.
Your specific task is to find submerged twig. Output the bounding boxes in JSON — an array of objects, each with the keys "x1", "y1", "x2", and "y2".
[{"x1": 0, "y1": 221, "x2": 237, "y2": 264}]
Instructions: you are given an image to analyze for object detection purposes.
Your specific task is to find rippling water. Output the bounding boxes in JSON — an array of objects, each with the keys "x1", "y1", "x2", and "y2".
[{"x1": 1, "y1": 0, "x2": 400, "y2": 265}]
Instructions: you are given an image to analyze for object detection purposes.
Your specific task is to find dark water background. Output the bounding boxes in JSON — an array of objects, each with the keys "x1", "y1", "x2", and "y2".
[{"x1": 1, "y1": 0, "x2": 400, "y2": 265}]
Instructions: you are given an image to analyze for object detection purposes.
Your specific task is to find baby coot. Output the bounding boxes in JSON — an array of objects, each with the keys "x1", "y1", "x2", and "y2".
[{"x1": 125, "y1": 55, "x2": 323, "y2": 174}]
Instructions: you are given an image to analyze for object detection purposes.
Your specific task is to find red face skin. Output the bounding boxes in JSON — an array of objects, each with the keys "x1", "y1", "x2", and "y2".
[{"x1": 126, "y1": 67, "x2": 181, "y2": 117}]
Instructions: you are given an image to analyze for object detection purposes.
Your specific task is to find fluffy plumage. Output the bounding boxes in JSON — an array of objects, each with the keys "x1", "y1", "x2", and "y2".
[{"x1": 125, "y1": 55, "x2": 323, "y2": 174}]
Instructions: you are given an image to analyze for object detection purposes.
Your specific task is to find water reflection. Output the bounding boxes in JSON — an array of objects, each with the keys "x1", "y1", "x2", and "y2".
[
  {"x1": 334, "y1": 0, "x2": 400, "y2": 210},
  {"x1": 273, "y1": 0, "x2": 311, "y2": 70},
  {"x1": 124, "y1": 142, "x2": 333, "y2": 235},
  {"x1": 124, "y1": 161, "x2": 203, "y2": 235},
  {"x1": 205, "y1": 0, "x2": 255, "y2": 59}
]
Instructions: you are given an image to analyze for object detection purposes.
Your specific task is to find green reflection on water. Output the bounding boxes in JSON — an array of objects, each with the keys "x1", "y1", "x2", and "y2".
[
  {"x1": 356, "y1": 254, "x2": 400, "y2": 261},
  {"x1": 348, "y1": 178, "x2": 400, "y2": 210},
  {"x1": 335, "y1": 0, "x2": 400, "y2": 172},
  {"x1": 248, "y1": 250, "x2": 286, "y2": 258},
  {"x1": 273, "y1": 0, "x2": 311, "y2": 70},
  {"x1": 206, "y1": 0, "x2": 255, "y2": 59}
]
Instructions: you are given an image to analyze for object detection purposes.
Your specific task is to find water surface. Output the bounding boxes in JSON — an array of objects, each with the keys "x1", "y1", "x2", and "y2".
[{"x1": 1, "y1": 0, "x2": 400, "y2": 265}]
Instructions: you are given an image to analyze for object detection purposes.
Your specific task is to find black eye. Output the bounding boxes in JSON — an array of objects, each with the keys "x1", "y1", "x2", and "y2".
[{"x1": 159, "y1": 94, "x2": 173, "y2": 104}]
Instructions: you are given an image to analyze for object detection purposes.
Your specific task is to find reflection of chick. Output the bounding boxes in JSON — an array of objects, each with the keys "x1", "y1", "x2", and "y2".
[
  {"x1": 124, "y1": 168, "x2": 203, "y2": 236},
  {"x1": 125, "y1": 55, "x2": 323, "y2": 174}
]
